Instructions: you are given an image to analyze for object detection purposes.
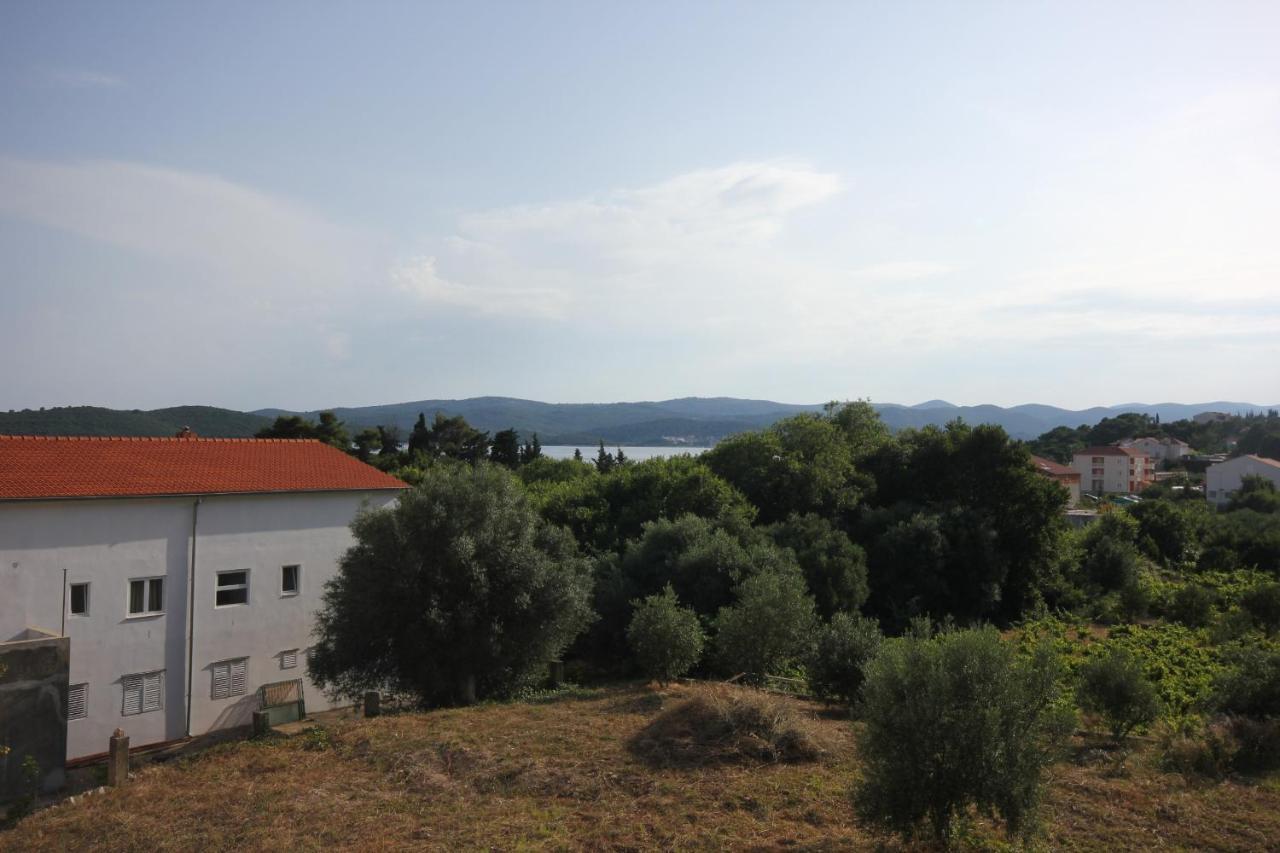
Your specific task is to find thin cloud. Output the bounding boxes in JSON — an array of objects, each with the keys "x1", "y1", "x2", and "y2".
[{"x1": 46, "y1": 69, "x2": 124, "y2": 88}]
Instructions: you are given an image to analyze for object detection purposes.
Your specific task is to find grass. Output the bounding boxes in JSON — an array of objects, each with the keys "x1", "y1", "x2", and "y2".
[{"x1": 3, "y1": 682, "x2": 1279, "y2": 851}]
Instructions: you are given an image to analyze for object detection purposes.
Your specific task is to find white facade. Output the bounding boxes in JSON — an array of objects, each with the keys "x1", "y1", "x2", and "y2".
[
  {"x1": 1205, "y1": 455, "x2": 1280, "y2": 507},
  {"x1": 1071, "y1": 448, "x2": 1153, "y2": 495},
  {"x1": 0, "y1": 489, "x2": 398, "y2": 760},
  {"x1": 1125, "y1": 436, "x2": 1191, "y2": 462}
]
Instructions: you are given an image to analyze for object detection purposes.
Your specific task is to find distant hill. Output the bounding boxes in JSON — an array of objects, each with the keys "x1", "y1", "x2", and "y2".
[
  {"x1": 0, "y1": 405, "x2": 271, "y2": 437},
  {"x1": 256, "y1": 397, "x2": 1279, "y2": 444},
  {"x1": 5, "y1": 398, "x2": 1274, "y2": 444}
]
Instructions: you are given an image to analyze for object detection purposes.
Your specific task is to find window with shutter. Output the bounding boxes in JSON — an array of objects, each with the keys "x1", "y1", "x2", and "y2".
[
  {"x1": 122, "y1": 670, "x2": 163, "y2": 715},
  {"x1": 211, "y1": 658, "x2": 249, "y2": 699},
  {"x1": 281, "y1": 649, "x2": 298, "y2": 670},
  {"x1": 68, "y1": 683, "x2": 88, "y2": 720}
]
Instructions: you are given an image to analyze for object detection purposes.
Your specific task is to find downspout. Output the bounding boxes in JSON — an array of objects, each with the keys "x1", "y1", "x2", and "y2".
[
  {"x1": 61, "y1": 568, "x2": 67, "y2": 636},
  {"x1": 185, "y1": 497, "x2": 202, "y2": 738}
]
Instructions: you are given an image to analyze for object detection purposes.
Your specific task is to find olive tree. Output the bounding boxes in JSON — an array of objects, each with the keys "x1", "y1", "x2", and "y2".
[
  {"x1": 626, "y1": 585, "x2": 705, "y2": 683},
  {"x1": 856, "y1": 626, "x2": 1072, "y2": 845},
  {"x1": 309, "y1": 462, "x2": 595, "y2": 706}
]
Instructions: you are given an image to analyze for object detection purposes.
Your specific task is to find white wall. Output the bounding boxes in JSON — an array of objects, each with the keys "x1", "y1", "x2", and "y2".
[
  {"x1": 0, "y1": 489, "x2": 399, "y2": 760},
  {"x1": 1206, "y1": 457, "x2": 1280, "y2": 507}
]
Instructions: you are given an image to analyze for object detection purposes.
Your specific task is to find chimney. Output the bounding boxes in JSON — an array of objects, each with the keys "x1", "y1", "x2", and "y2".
[{"x1": 175, "y1": 426, "x2": 197, "y2": 439}]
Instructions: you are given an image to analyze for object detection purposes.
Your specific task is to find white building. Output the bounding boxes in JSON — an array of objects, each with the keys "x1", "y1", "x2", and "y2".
[
  {"x1": 0, "y1": 434, "x2": 405, "y2": 761},
  {"x1": 1123, "y1": 436, "x2": 1191, "y2": 463},
  {"x1": 1071, "y1": 445, "x2": 1155, "y2": 496},
  {"x1": 1205, "y1": 454, "x2": 1280, "y2": 507}
]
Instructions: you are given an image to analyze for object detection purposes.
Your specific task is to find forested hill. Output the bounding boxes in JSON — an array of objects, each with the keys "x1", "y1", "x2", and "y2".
[
  {"x1": 4, "y1": 398, "x2": 1275, "y2": 443},
  {"x1": 0, "y1": 406, "x2": 271, "y2": 437}
]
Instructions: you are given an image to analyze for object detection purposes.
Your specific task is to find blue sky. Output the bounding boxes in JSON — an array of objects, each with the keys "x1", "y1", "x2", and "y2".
[{"x1": 2, "y1": 1, "x2": 1278, "y2": 411}]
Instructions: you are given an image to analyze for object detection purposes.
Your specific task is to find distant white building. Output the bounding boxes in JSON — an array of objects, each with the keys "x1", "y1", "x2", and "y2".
[
  {"x1": 1122, "y1": 436, "x2": 1192, "y2": 463},
  {"x1": 0, "y1": 434, "x2": 406, "y2": 762},
  {"x1": 1205, "y1": 454, "x2": 1280, "y2": 507},
  {"x1": 1072, "y1": 445, "x2": 1155, "y2": 496}
]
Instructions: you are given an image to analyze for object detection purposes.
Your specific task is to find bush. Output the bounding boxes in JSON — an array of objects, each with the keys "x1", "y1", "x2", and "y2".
[
  {"x1": 714, "y1": 568, "x2": 818, "y2": 679},
  {"x1": 1212, "y1": 644, "x2": 1280, "y2": 718},
  {"x1": 856, "y1": 627, "x2": 1072, "y2": 845},
  {"x1": 1168, "y1": 584, "x2": 1216, "y2": 628},
  {"x1": 807, "y1": 613, "x2": 882, "y2": 704},
  {"x1": 626, "y1": 585, "x2": 705, "y2": 684},
  {"x1": 628, "y1": 684, "x2": 826, "y2": 766},
  {"x1": 1240, "y1": 583, "x2": 1280, "y2": 636},
  {"x1": 1076, "y1": 648, "x2": 1161, "y2": 739},
  {"x1": 1159, "y1": 716, "x2": 1280, "y2": 778}
]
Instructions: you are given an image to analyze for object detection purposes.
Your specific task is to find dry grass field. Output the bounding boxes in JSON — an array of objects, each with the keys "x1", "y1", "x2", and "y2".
[{"x1": 3, "y1": 682, "x2": 1279, "y2": 851}]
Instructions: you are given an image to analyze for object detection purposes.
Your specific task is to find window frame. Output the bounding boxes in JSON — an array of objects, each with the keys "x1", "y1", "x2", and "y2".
[
  {"x1": 280, "y1": 649, "x2": 299, "y2": 670},
  {"x1": 69, "y1": 582, "x2": 90, "y2": 617},
  {"x1": 122, "y1": 670, "x2": 164, "y2": 716},
  {"x1": 280, "y1": 564, "x2": 301, "y2": 597},
  {"x1": 68, "y1": 682, "x2": 88, "y2": 720},
  {"x1": 215, "y1": 569, "x2": 251, "y2": 608},
  {"x1": 126, "y1": 576, "x2": 165, "y2": 617}
]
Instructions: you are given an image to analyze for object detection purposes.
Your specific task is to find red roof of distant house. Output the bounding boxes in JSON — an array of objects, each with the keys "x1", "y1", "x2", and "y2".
[
  {"x1": 1245, "y1": 455, "x2": 1280, "y2": 470},
  {"x1": 0, "y1": 435, "x2": 408, "y2": 501},
  {"x1": 1030, "y1": 455, "x2": 1078, "y2": 478}
]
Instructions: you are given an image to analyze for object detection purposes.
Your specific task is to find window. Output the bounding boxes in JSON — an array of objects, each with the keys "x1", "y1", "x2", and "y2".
[
  {"x1": 210, "y1": 658, "x2": 248, "y2": 699},
  {"x1": 68, "y1": 683, "x2": 88, "y2": 720},
  {"x1": 70, "y1": 582, "x2": 90, "y2": 616},
  {"x1": 128, "y1": 578, "x2": 164, "y2": 616},
  {"x1": 216, "y1": 570, "x2": 250, "y2": 607},
  {"x1": 281, "y1": 564, "x2": 300, "y2": 597},
  {"x1": 1092, "y1": 456, "x2": 1104, "y2": 463},
  {"x1": 280, "y1": 649, "x2": 298, "y2": 670},
  {"x1": 122, "y1": 671, "x2": 163, "y2": 715}
]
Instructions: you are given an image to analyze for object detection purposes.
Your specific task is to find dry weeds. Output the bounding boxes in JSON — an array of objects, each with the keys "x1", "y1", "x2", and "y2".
[{"x1": 2, "y1": 683, "x2": 1277, "y2": 851}]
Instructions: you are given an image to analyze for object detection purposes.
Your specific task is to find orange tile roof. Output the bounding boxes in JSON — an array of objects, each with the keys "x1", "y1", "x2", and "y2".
[
  {"x1": 1076, "y1": 445, "x2": 1148, "y2": 458},
  {"x1": 0, "y1": 435, "x2": 408, "y2": 500},
  {"x1": 1030, "y1": 455, "x2": 1077, "y2": 477}
]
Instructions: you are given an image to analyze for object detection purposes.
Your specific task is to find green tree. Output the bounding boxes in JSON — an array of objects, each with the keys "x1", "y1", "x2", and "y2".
[
  {"x1": 1076, "y1": 648, "x2": 1161, "y2": 740},
  {"x1": 490, "y1": 428, "x2": 521, "y2": 468},
  {"x1": 352, "y1": 428, "x2": 380, "y2": 462},
  {"x1": 808, "y1": 613, "x2": 883, "y2": 704},
  {"x1": 1240, "y1": 582, "x2": 1280, "y2": 635},
  {"x1": 856, "y1": 627, "x2": 1072, "y2": 845},
  {"x1": 377, "y1": 425, "x2": 402, "y2": 456},
  {"x1": 626, "y1": 585, "x2": 705, "y2": 683},
  {"x1": 714, "y1": 567, "x2": 819, "y2": 678},
  {"x1": 519, "y1": 432, "x2": 543, "y2": 465},
  {"x1": 255, "y1": 414, "x2": 318, "y2": 440},
  {"x1": 766, "y1": 513, "x2": 869, "y2": 618},
  {"x1": 308, "y1": 462, "x2": 595, "y2": 705},
  {"x1": 1127, "y1": 500, "x2": 1203, "y2": 566},
  {"x1": 427, "y1": 413, "x2": 490, "y2": 462},
  {"x1": 315, "y1": 411, "x2": 351, "y2": 450},
  {"x1": 594, "y1": 440, "x2": 615, "y2": 473},
  {"x1": 1228, "y1": 476, "x2": 1280, "y2": 514}
]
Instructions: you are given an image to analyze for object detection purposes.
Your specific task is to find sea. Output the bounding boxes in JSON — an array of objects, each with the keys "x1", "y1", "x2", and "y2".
[{"x1": 541, "y1": 445, "x2": 709, "y2": 461}]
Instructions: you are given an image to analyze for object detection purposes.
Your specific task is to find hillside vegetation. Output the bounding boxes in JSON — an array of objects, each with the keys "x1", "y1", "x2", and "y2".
[
  {"x1": 4, "y1": 683, "x2": 1278, "y2": 851},
  {"x1": 0, "y1": 406, "x2": 270, "y2": 438}
]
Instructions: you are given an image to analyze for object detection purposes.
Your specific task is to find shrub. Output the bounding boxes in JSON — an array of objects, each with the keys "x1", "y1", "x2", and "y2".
[
  {"x1": 1159, "y1": 716, "x2": 1280, "y2": 778},
  {"x1": 856, "y1": 627, "x2": 1072, "y2": 845},
  {"x1": 1212, "y1": 644, "x2": 1280, "y2": 718},
  {"x1": 1168, "y1": 584, "x2": 1216, "y2": 628},
  {"x1": 1076, "y1": 648, "x2": 1161, "y2": 739},
  {"x1": 1240, "y1": 583, "x2": 1280, "y2": 636},
  {"x1": 807, "y1": 613, "x2": 883, "y2": 704},
  {"x1": 626, "y1": 585, "x2": 705, "y2": 684},
  {"x1": 714, "y1": 568, "x2": 818, "y2": 679},
  {"x1": 628, "y1": 685, "x2": 826, "y2": 766}
]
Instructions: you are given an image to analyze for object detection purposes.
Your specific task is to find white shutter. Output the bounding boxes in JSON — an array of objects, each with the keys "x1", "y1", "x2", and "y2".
[
  {"x1": 122, "y1": 675, "x2": 143, "y2": 716},
  {"x1": 142, "y1": 671, "x2": 163, "y2": 712},
  {"x1": 68, "y1": 683, "x2": 88, "y2": 720},
  {"x1": 211, "y1": 662, "x2": 230, "y2": 700},
  {"x1": 229, "y1": 659, "x2": 247, "y2": 697},
  {"x1": 281, "y1": 650, "x2": 298, "y2": 670}
]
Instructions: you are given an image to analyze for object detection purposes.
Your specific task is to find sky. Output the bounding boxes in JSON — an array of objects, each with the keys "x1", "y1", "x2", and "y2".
[{"x1": 1, "y1": 1, "x2": 1278, "y2": 412}]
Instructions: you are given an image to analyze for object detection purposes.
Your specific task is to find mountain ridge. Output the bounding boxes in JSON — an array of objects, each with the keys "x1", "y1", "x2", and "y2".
[{"x1": 3, "y1": 398, "x2": 1274, "y2": 444}]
